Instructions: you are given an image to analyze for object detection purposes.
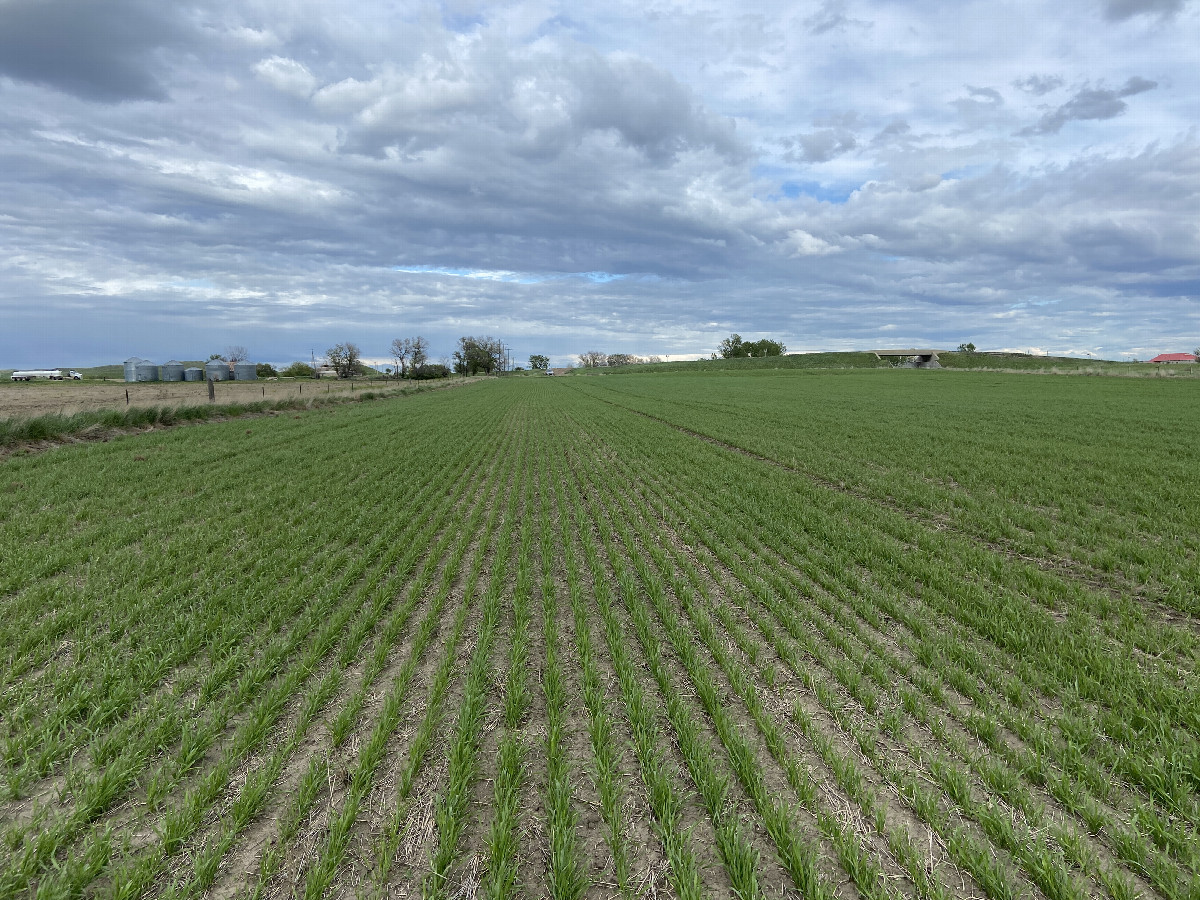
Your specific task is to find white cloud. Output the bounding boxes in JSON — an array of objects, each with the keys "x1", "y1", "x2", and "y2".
[
  {"x1": 786, "y1": 230, "x2": 839, "y2": 256},
  {"x1": 253, "y1": 55, "x2": 318, "y2": 97},
  {"x1": 0, "y1": 0, "x2": 1198, "y2": 367}
]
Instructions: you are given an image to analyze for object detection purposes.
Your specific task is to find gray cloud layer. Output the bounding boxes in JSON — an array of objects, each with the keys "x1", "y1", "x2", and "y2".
[
  {"x1": 1020, "y1": 77, "x2": 1158, "y2": 134},
  {"x1": 0, "y1": 0, "x2": 185, "y2": 101},
  {"x1": 0, "y1": 0, "x2": 1197, "y2": 367},
  {"x1": 1101, "y1": 0, "x2": 1190, "y2": 20}
]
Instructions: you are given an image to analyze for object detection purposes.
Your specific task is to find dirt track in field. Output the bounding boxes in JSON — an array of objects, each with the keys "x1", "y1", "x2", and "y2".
[{"x1": 0, "y1": 379, "x2": 381, "y2": 419}]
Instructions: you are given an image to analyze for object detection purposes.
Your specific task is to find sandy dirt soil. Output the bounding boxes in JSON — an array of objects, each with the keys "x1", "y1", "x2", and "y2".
[{"x1": 0, "y1": 379, "x2": 382, "y2": 419}]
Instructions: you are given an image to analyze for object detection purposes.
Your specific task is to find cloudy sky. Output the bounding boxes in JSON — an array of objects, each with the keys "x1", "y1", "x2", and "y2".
[{"x1": 1, "y1": 0, "x2": 1197, "y2": 368}]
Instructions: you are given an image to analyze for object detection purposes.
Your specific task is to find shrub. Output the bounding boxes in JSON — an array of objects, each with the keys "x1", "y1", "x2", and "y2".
[
  {"x1": 411, "y1": 364, "x2": 451, "y2": 380},
  {"x1": 281, "y1": 362, "x2": 315, "y2": 378}
]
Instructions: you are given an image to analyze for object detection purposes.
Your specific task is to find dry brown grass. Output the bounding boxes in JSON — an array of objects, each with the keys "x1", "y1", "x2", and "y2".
[{"x1": 0, "y1": 379, "x2": 380, "y2": 419}]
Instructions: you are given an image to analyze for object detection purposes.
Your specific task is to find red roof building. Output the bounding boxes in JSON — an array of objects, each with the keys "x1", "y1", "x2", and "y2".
[{"x1": 1148, "y1": 353, "x2": 1197, "y2": 363}]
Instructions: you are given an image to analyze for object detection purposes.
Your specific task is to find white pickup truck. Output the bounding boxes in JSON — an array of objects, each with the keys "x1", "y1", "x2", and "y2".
[{"x1": 10, "y1": 369, "x2": 83, "y2": 381}]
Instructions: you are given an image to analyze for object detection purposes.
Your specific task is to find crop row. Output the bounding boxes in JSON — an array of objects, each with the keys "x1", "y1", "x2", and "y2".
[
  {"x1": 2, "y1": 376, "x2": 1194, "y2": 900},
  {"x1": 567, "y1": 371, "x2": 1200, "y2": 616}
]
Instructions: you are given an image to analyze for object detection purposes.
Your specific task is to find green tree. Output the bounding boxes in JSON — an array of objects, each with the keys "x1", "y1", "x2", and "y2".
[
  {"x1": 718, "y1": 334, "x2": 785, "y2": 358},
  {"x1": 412, "y1": 363, "x2": 450, "y2": 379},
  {"x1": 326, "y1": 342, "x2": 362, "y2": 378},
  {"x1": 454, "y1": 336, "x2": 504, "y2": 375},
  {"x1": 281, "y1": 361, "x2": 315, "y2": 377},
  {"x1": 958, "y1": 342, "x2": 977, "y2": 353},
  {"x1": 529, "y1": 354, "x2": 550, "y2": 371},
  {"x1": 256, "y1": 362, "x2": 278, "y2": 378},
  {"x1": 718, "y1": 334, "x2": 745, "y2": 358},
  {"x1": 744, "y1": 338, "x2": 786, "y2": 357}
]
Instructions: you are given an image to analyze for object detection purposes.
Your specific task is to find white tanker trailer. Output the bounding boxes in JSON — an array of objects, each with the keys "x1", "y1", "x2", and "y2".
[{"x1": 10, "y1": 369, "x2": 83, "y2": 381}]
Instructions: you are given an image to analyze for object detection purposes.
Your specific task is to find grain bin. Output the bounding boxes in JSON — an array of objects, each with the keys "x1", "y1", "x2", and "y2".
[
  {"x1": 233, "y1": 362, "x2": 258, "y2": 381},
  {"x1": 123, "y1": 357, "x2": 144, "y2": 382},
  {"x1": 204, "y1": 360, "x2": 230, "y2": 381},
  {"x1": 133, "y1": 362, "x2": 160, "y2": 382},
  {"x1": 161, "y1": 360, "x2": 185, "y2": 382},
  {"x1": 183, "y1": 367, "x2": 203, "y2": 382}
]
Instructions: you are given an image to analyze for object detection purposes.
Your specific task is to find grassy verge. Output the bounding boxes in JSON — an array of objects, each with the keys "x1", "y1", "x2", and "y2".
[{"x1": 0, "y1": 379, "x2": 467, "y2": 450}]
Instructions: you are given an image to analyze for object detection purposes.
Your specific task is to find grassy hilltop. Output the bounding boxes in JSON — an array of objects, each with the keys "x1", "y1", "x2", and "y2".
[{"x1": 595, "y1": 349, "x2": 1197, "y2": 376}]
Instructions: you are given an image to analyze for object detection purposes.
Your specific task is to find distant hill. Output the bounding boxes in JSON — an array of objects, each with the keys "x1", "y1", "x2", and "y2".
[
  {"x1": 76, "y1": 365, "x2": 126, "y2": 380},
  {"x1": 937, "y1": 352, "x2": 1104, "y2": 371},
  {"x1": 592, "y1": 350, "x2": 1188, "y2": 376},
  {"x1": 600, "y1": 352, "x2": 887, "y2": 374}
]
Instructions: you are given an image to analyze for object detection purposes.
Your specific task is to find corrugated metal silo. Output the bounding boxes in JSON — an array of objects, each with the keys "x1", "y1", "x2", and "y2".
[
  {"x1": 183, "y1": 367, "x2": 204, "y2": 382},
  {"x1": 233, "y1": 362, "x2": 258, "y2": 381},
  {"x1": 134, "y1": 362, "x2": 160, "y2": 382},
  {"x1": 161, "y1": 360, "x2": 185, "y2": 382},
  {"x1": 123, "y1": 357, "x2": 144, "y2": 382},
  {"x1": 204, "y1": 360, "x2": 229, "y2": 381}
]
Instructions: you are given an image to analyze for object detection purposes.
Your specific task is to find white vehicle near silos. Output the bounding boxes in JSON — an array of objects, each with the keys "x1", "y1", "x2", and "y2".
[{"x1": 11, "y1": 369, "x2": 80, "y2": 381}]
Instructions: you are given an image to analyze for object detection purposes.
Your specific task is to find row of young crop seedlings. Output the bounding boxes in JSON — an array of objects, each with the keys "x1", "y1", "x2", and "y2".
[
  {"x1": 424, "y1": 400, "x2": 794, "y2": 900},
  {"x1": 181, "y1": 407, "x2": 525, "y2": 900},
  {"x1": 574, "y1": 377, "x2": 1200, "y2": 617},
  {"x1": 569, "y1": 391, "x2": 1197, "y2": 900},
  {"x1": 0, "y1": 396, "x2": 516, "y2": 897},
  {"x1": 0, "y1": 400, "x2": 442, "y2": 726},
  {"x1": 16, "y1": 458, "x2": 484, "y2": 897},
  {"x1": 1, "y1": 421, "x2": 402, "y2": 800},
  {"x1": 544, "y1": 404, "x2": 910, "y2": 900},
  {"x1": 233, "y1": 405, "x2": 535, "y2": 900},
  {"x1": 580, "y1": 436, "x2": 1096, "y2": 900},
  {"x1": 421, "y1": 417, "x2": 598, "y2": 900},
  {"x1": 552, "y1": 388, "x2": 1104, "y2": 900},
  {"x1": 299, "y1": 425, "x2": 523, "y2": 900},
  {"x1": 443, "y1": 399, "x2": 811, "y2": 898},
  {"x1": 575, "y1": 378, "x2": 1198, "y2": 686},
  {"x1": 619, "y1": 396, "x2": 1200, "y2": 883},
  {"x1": 0, "y1": 429, "x2": 443, "y2": 890},
  {"x1": 575, "y1": 383, "x2": 1200, "y2": 832}
]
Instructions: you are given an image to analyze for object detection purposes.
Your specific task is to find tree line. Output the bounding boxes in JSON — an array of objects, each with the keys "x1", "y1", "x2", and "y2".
[
  {"x1": 575, "y1": 351, "x2": 664, "y2": 368},
  {"x1": 211, "y1": 331, "x2": 789, "y2": 381},
  {"x1": 268, "y1": 336, "x2": 512, "y2": 380}
]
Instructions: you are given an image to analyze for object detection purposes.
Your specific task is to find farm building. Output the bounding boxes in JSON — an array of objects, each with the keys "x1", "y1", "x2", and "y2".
[
  {"x1": 204, "y1": 360, "x2": 231, "y2": 381},
  {"x1": 1148, "y1": 353, "x2": 1196, "y2": 363},
  {"x1": 122, "y1": 357, "x2": 146, "y2": 382},
  {"x1": 873, "y1": 349, "x2": 942, "y2": 368},
  {"x1": 133, "y1": 361, "x2": 160, "y2": 382}
]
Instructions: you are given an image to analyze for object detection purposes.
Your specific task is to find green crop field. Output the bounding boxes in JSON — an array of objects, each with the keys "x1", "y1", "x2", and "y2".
[{"x1": 2, "y1": 371, "x2": 1197, "y2": 900}]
